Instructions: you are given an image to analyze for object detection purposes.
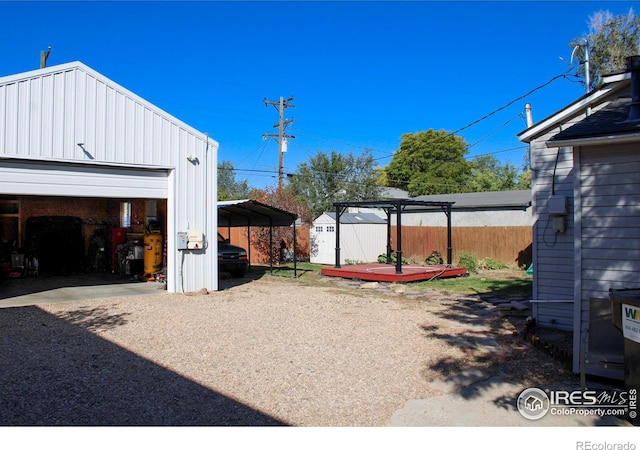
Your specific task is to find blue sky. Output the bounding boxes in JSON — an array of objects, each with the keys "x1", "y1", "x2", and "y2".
[{"x1": 1, "y1": 1, "x2": 636, "y2": 189}]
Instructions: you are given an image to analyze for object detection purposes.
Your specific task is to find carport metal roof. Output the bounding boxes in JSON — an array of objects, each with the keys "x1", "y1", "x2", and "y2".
[{"x1": 217, "y1": 199, "x2": 297, "y2": 227}]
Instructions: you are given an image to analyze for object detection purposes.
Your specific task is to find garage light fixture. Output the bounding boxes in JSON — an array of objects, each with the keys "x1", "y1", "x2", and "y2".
[{"x1": 77, "y1": 143, "x2": 94, "y2": 160}]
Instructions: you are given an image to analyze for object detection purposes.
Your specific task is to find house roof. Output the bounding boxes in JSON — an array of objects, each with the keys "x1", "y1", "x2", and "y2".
[
  {"x1": 324, "y1": 212, "x2": 387, "y2": 224},
  {"x1": 218, "y1": 199, "x2": 297, "y2": 227},
  {"x1": 547, "y1": 96, "x2": 640, "y2": 146},
  {"x1": 517, "y1": 73, "x2": 631, "y2": 144},
  {"x1": 380, "y1": 187, "x2": 410, "y2": 199},
  {"x1": 412, "y1": 190, "x2": 531, "y2": 210}
]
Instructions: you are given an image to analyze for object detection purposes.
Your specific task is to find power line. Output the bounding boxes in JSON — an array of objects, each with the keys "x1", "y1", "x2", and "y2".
[
  {"x1": 449, "y1": 68, "x2": 574, "y2": 136},
  {"x1": 370, "y1": 69, "x2": 575, "y2": 163}
]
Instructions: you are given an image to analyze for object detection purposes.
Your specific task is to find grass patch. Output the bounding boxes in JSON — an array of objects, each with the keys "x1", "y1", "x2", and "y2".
[
  {"x1": 251, "y1": 262, "x2": 322, "y2": 279},
  {"x1": 415, "y1": 269, "x2": 532, "y2": 297}
]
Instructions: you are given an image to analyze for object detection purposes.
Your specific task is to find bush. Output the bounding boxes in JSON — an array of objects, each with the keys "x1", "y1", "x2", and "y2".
[
  {"x1": 478, "y1": 257, "x2": 509, "y2": 270},
  {"x1": 425, "y1": 250, "x2": 444, "y2": 265},
  {"x1": 345, "y1": 259, "x2": 362, "y2": 265},
  {"x1": 458, "y1": 252, "x2": 478, "y2": 273},
  {"x1": 377, "y1": 253, "x2": 408, "y2": 264}
]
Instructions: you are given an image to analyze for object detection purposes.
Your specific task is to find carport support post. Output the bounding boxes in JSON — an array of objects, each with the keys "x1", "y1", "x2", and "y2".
[
  {"x1": 395, "y1": 201, "x2": 403, "y2": 274},
  {"x1": 246, "y1": 224, "x2": 252, "y2": 270},
  {"x1": 269, "y1": 218, "x2": 273, "y2": 274},
  {"x1": 293, "y1": 221, "x2": 297, "y2": 278}
]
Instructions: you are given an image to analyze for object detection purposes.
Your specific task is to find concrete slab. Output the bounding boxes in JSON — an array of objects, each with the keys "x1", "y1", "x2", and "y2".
[
  {"x1": 0, "y1": 273, "x2": 167, "y2": 308},
  {"x1": 387, "y1": 378, "x2": 632, "y2": 427}
]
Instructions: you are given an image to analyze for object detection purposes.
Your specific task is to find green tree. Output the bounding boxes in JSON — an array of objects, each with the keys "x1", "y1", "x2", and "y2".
[
  {"x1": 385, "y1": 129, "x2": 473, "y2": 196},
  {"x1": 467, "y1": 155, "x2": 519, "y2": 192},
  {"x1": 217, "y1": 161, "x2": 250, "y2": 201},
  {"x1": 288, "y1": 149, "x2": 381, "y2": 220},
  {"x1": 571, "y1": 8, "x2": 640, "y2": 90},
  {"x1": 248, "y1": 186, "x2": 312, "y2": 263}
]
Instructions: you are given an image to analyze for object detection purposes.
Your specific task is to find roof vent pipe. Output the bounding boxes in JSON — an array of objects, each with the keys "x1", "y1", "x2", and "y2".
[{"x1": 626, "y1": 55, "x2": 640, "y2": 122}]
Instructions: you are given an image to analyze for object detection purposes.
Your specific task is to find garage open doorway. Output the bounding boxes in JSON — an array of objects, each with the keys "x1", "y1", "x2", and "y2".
[{"x1": 0, "y1": 194, "x2": 168, "y2": 305}]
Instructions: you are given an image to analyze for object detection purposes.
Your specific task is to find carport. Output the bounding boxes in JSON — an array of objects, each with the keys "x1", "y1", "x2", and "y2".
[{"x1": 217, "y1": 199, "x2": 299, "y2": 276}]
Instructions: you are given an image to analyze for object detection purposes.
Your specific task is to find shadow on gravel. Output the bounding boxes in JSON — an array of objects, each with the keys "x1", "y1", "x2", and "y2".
[
  {"x1": 0, "y1": 306, "x2": 287, "y2": 426},
  {"x1": 418, "y1": 292, "x2": 627, "y2": 426}
]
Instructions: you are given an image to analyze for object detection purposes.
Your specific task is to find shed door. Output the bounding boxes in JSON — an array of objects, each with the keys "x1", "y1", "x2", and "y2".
[
  {"x1": 0, "y1": 159, "x2": 168, "y2": 199},
  {"x1": 311, "y1": 224, "x2": 336, "y2": 265}
]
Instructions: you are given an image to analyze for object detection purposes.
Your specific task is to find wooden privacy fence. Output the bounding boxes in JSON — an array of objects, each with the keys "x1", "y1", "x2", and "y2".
[
  {"x1": 391, "y1": 226, "x2": 532, "y2": 268},
  {"x1": 219, "y1": 225, "x2": 311, "y2": 264}
]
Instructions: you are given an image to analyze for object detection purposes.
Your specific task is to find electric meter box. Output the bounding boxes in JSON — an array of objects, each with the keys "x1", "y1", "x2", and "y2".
[
  {"x1": 187, "y1": 229, "x2": 203, "y2": 250},
  {"x1": 548, "y1": 195, "x2": 567, "y2": 215},
  {"x1": 177, "y1": 231, "x2": 188, "y2": 250}
]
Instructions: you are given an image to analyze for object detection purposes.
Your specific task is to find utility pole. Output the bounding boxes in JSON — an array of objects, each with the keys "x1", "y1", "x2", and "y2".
[{"x1": 263, "y1": 96, "x2": 295, "y2": 191}]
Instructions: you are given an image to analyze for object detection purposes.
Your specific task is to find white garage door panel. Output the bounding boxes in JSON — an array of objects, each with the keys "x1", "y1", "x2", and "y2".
[{"x1": 0, "y1": 160, "x2": 168, "y2": 198}]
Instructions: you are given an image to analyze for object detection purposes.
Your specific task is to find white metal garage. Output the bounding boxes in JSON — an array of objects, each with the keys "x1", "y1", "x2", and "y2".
[{"x1": 0, "y1": 61, "x2": 219, "y2": 292}]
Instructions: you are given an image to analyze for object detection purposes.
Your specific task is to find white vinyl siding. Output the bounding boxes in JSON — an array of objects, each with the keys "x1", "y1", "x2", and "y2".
[
  {"x1": 579, "y1": 145, "x2": 640, "y2": 295},
  {"x1": 530, "y1": 135, "x2": 577, "y2": 330},
  {"x1": 578, "y1": 144, "x2": 640, "y2": 343}
]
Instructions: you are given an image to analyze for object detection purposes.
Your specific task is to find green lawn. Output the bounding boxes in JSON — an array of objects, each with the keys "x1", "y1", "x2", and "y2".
[
  {"x1": 414, "y1": 269, "x2": 532, "y2": 297},
  {"x1": 250, "y1": 263, "x2": 532, "y2": 298}
]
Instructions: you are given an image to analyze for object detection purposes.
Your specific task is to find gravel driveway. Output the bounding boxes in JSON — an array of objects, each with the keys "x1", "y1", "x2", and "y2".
[{"x1": 0, "y1": 273, "x2": 569, "y2": 426}]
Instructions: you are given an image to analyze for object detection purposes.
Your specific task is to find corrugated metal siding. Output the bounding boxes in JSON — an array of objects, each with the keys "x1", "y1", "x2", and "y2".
[
  {"x1": 0, "y1": 62, "x2": 219, "y2": 293},
  {"x1": 0, "y1": 65, "x2": 200, "y2": 167},
  {"x1": 530, "y1": 130, "x2": 577, "y2": 331}
]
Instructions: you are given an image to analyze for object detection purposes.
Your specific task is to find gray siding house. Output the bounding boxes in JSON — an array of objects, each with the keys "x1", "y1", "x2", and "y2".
[{"x1": 518, "y1": 56, "x2": 640, "y2": 379}]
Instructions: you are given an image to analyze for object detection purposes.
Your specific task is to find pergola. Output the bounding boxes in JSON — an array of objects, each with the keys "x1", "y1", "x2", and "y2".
[{"x1": 332, "y1": 199, "x2": 455, "y2": 274}]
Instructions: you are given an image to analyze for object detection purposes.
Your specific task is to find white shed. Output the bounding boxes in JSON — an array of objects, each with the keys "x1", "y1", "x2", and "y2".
[
  {"x1": 0, "y1": 61, "x2": 218, "y2": 293},
  {"x1": 310, "y1": 212, "x2": 386, "y2": 265}
]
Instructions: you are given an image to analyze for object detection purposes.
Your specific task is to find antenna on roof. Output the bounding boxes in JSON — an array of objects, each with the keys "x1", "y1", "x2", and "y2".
[{"x1": 40, "y1": 46, "x2": 52, "y2": 69}]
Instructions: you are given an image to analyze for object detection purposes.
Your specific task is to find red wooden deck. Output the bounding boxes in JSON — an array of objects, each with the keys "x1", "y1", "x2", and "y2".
[{"x1": 320, "y1": 263, "x2": 468, "y2": 283}]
